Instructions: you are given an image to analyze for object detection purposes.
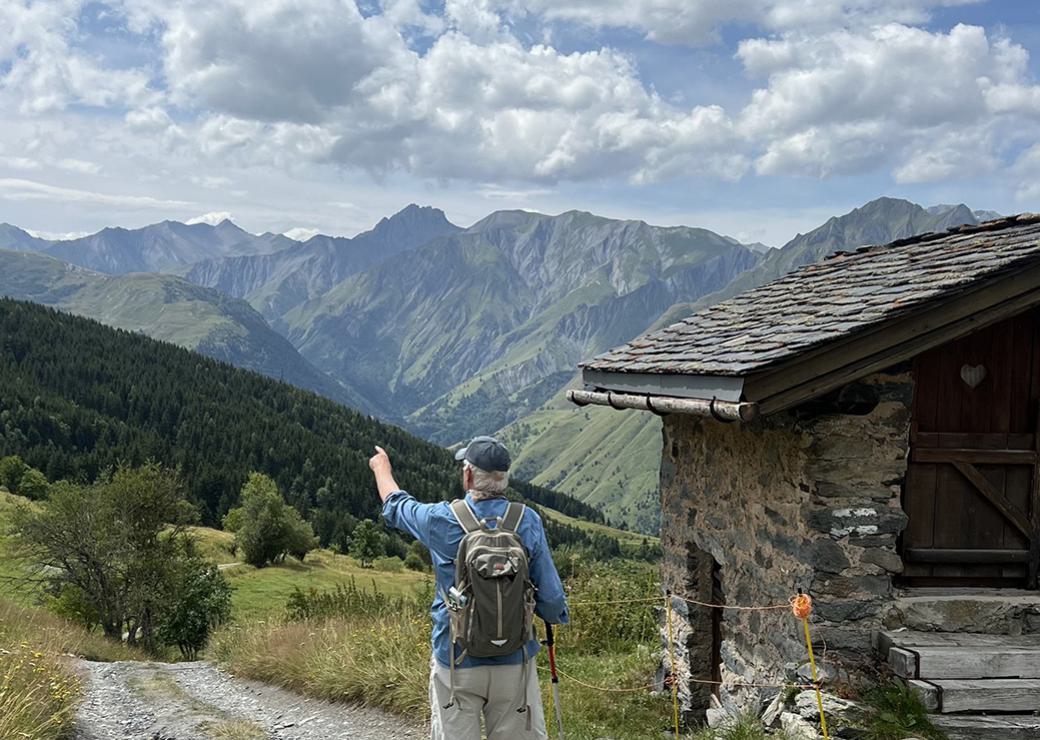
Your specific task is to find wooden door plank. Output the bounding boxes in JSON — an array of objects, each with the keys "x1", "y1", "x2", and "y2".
[
  {"x1": 903, "y1": 548, "x2": 1031, "y2": 563},
  {"x1": 912, "y1": 449, "x2": 1036, "y2": 464},
  {"x1": 952, "y1": 461, "x2": 1032, "y2": 537},
  {"x1": 1030, "y1": 402, "x2": 1040, "y2": 588},
  {"x1": 933, "y1": 351, "x2": 968, "y2": 578},
  {"x1": 971, "y1": 435, "x2": 1007, "y2": 578}
]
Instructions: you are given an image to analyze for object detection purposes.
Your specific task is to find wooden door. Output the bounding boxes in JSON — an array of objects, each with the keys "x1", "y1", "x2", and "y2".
[{"x1": 902, "y1": 309, "x2": 1040, "y2": 587}]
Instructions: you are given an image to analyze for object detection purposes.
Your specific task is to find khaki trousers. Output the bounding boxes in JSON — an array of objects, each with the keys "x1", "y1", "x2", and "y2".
[{"x1": 429, "y1": 657, "x2": 548, "y2": 740}]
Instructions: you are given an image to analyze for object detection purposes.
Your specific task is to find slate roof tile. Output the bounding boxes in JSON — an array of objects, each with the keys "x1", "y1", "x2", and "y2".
[{"x1": 581, "y1": 215, "x2": 1040, "y2": 377}]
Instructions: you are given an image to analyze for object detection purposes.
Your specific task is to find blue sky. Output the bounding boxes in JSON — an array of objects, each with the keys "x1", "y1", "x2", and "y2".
[{"x1": 1, "y1": 0, "x2": 1038, "y2": 245}]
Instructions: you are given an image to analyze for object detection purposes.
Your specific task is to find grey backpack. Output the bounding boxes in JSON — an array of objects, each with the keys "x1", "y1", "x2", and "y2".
[{"x1": 442, "y1": 499, "x2": 537, "y2": 715}]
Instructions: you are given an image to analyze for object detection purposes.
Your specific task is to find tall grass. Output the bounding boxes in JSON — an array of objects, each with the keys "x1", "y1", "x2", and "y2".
[
  {"x1": 0, "y1": 598, "x2": 145, "y2": 740},
  {"x1": 212, "y1": 560, "x2": 672, "y2": 739}
]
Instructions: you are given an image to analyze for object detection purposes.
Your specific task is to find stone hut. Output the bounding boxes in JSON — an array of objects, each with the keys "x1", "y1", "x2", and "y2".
[{"x1": 569, "y1": 215, "x2": 1040, "y2": 729}]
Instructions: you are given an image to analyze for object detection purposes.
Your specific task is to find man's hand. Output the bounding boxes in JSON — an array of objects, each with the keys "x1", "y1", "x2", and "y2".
[
  {"x1": 369, "y1": 445, "x2": 392, "y2": 475},
  {"x1": 369, "y1": 445, "x2": 400, "y2": 502}
]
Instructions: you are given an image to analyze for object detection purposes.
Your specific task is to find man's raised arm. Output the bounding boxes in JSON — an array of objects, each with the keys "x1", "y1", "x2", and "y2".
[{"x1": 368, "y1": 445, "x2": 401, "y2": 502}]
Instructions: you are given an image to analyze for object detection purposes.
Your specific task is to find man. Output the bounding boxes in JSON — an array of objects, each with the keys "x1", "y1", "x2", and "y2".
[{"x1": 369, "y1": 435, "x2": 568, "y2": 740}]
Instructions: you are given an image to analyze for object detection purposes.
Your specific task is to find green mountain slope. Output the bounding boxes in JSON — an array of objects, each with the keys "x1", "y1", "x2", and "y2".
[
  {"x1": 499, "y1": 380, "x2": 664, "y2": 534},
  {"x1": 0, "y1": 249, "x2": 373, "y2": 413},
  {"x1": 0, "y1": 298, "x2": 611, "y2": 554},
  {"x1": 502, "y1": 198, "x2": 987, "y2": 531},
  {"x1": 283, "y1": 209, "x2": 759, "y2": 441}
]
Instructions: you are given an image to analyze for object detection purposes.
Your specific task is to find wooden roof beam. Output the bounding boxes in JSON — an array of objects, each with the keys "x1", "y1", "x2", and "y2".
[{"x1": 566, "y1": 388, "x2": 759, "y2": 422}]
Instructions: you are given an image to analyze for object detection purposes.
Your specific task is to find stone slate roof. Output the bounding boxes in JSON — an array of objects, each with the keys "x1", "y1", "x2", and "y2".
[{"x1": 583, "y1": 214, "x2": 1040, "y2": 377}]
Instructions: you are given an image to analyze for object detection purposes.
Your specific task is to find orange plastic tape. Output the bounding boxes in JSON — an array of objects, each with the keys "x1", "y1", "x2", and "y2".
[{"x1": 790, "y1": 593, "x2": 812, "y2": 620}]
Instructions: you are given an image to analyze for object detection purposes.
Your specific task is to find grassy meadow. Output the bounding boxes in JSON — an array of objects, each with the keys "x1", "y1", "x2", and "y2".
[
  {"x1": 188, "y1": 525, "x2": 433, "y2": 618},
  {"x1": 211, "y1": 559, "x2": 673, "y2": 740},
  {"x1": 3, "y1": 486, "x2": 675, "y2": 738}
]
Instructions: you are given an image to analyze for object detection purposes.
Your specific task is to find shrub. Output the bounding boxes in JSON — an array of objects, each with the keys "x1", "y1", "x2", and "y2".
[
  {"x1": 17, "y1": 468, "x2": 49, "y2": 500},
  {"x1": 231, "y1": 473, "x2": 318, "y2": 567},
  {"x1": 284, "y1": 579, "x2": 426, "y2": 622},
  {"x1": 158, "y1": 555, "x2": 232, "y2": 660},
  {"x1": 349, "y1": 519, "x2": 385, "y2": 567},
  {"x1": 404, "y1": 551, "x2": 426, "y2": 572},
  {"x1": 0, "y1": 455, "x2": 27, "y2": 493},
  {"x1": 373, "y1": 555, "x2": 404, "y2": 573},
  {"x1": 12, "y1": 463, "x2": 198, "y2": 651}
]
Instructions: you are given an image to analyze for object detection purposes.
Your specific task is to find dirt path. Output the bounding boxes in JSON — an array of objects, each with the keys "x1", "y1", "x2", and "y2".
[{"x1": 73, "y1": 659, "x2": 423, "y2": 740}]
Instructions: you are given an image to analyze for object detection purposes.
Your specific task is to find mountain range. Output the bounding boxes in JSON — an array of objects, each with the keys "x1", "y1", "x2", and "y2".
[{"x1": 0, "y1": 196, "x2": 995, "y2": 531}]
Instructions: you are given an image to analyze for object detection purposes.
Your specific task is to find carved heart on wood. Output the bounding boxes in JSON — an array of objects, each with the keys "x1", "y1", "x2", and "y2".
[{"x1": 960, "y1": 364, "x2": 987, "y2": 389}]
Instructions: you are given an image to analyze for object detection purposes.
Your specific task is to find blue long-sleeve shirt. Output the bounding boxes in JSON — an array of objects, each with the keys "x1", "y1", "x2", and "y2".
[{"x1": 381, "y1": 490, "x2": 569, "y2": 668}]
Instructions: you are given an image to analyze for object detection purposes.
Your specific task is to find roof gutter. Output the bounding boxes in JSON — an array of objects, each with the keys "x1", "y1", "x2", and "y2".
[{"x1": 567, "y1": 388, "x2": 759, "y2": 423}]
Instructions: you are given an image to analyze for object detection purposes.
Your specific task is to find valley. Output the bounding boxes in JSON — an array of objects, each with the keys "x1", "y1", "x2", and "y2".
[{"x1": 0, "y1": 197, "x2": 994, "y2": 531}]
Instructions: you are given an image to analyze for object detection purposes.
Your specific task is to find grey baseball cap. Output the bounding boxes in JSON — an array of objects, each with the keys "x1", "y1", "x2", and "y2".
[{"x1": 454, "y1": 435, "x2": 511, "y2": 472}]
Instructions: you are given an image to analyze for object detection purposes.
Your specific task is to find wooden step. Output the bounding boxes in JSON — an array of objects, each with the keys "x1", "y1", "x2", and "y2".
[
  {"x1": 878, "y1": 630, "x2": 1040, "y2": 679},
  {"x1": 909, "y1": 678, "x2": 1040, "y2": 713},
  {"x1": 931, "y1": 714, "x2": 1040, "y2": 740}
]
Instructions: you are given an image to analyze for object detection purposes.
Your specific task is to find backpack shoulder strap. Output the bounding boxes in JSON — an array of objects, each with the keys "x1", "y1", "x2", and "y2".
[
  {"x1": 499, "y1": 502, "x2": 526, "y2": 534},
  {"x1": 449, "y1": 498, "x2": 482, "y2": 534}
]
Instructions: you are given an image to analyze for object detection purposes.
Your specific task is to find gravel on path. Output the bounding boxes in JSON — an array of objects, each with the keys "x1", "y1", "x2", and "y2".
[{"x1": 73, "y1": 659, "x2": 424, "y2": 740}]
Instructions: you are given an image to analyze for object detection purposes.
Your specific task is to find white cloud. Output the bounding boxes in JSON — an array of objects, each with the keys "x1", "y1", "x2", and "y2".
[
  {"x1": 282, "y1": 226, "x2": 321, "y2": 240},
  {"x1": 496, "y1": 0, "x2": 982, "y2": 46},
  {"x1": 190, "y1": 175, "x2": 233, "y2": 189},
  {"x1": 1011, "y1": 145, "x2": 1040, "y2": 203},
  {"x1": 0, "y1": 0, "x2": 155, "y2": 113},
  {"x1": 25, "y1": 228, "x2": 91, "y2": 240},
  {"x1": 444, "y1": 0, "x2": 504, "y2": 42},
  {"x1": 1, "y1": 0, "x2": 1038, "y2": 214},
  {"x1": 0, "y1": 178, "x2": 193, "y2": 209},
  {"x1": 56, "y1": 158, "x2": 101, "y2": 174},
  {"x1": 186, "y1": 210, "x2": 233, "y2": 225},
  {"x1": 478, "y1": 184, "x2": 553, "y2": 201},
  {"x1": 0, "y1": 156, "x2": 40, "y2": 170},
  {"x1": 738, "y1": 24, "x2": 1040, "y2": 181},
  {"x1": 159, "y1": 0, "x2": 408, "y2": 124}
]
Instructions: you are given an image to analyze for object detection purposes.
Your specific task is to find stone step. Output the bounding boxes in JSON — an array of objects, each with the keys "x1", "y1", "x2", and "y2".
[
  {"x1": 909, "y1": 678, "x2": 1040, "y2": 713},
  {"x1": 890, "y1": 588, "x2": 1040, "y2": 635},
  {"x1": 878, "y1": 630, "x2": 1040, "y2": 679},
  {"x1": 931, "y1": 714, "x2": 1040, "y2": 740}
]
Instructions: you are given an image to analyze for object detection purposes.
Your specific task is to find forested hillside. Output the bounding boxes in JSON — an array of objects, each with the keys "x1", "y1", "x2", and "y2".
[
  {"x1": 0, "y1": 249, "x2": 375, "y2": 414},
  {"x1": 0, "y1": 299, "x2": 610, "y2": 554}
]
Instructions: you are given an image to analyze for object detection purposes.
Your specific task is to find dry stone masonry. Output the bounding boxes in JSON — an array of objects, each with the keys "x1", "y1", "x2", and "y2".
[{"x1": 659, "y1": 368, "x2": 913, "y2": 715}]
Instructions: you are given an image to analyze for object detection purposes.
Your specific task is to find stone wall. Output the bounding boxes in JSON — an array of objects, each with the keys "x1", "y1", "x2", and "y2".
[{"x1": 659, "y1": 368, "x2": 913, "y2": 715}]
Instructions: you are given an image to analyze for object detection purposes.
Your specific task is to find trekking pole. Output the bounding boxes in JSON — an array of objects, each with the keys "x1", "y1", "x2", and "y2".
[{"x1": 544, "y1": 621, "x2": 565, "y2": 739}]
